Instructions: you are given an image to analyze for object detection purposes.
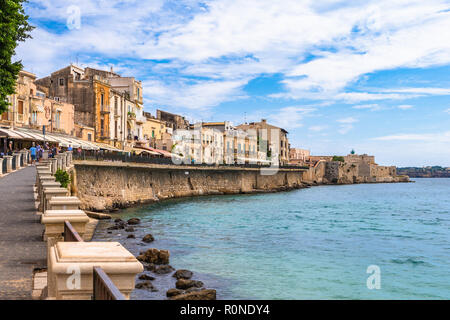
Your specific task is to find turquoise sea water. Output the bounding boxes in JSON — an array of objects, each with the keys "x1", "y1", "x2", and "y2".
[{"x1": 93, "y1": 178, "x2": 450, "y2": 299}]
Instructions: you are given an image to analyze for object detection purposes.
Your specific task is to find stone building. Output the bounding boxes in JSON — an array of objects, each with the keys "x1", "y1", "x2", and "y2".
[
  {"x1": 289, "y1": 148, "x2": 310, "y2": 165},
  {"x1": 142, "y1": 112, "x2": 172, "y2": 149},
  {"x1": 35, "y1": 65, "x2": 144, "y2": 148},
  {"x1": 157, "y1": 109, "x2": 190, "y2": 131},
  {"x1": 237, "y1": 119, "x2": 289, "y2": 165},
  {"x1": 1, "y1": 70, "x2": 75, "y2": 136}
]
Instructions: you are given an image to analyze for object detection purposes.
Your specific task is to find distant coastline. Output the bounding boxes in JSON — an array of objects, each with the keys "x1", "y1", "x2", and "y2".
[{"x1": 397, "y1": 167, "x2": 450, "y2": 178}]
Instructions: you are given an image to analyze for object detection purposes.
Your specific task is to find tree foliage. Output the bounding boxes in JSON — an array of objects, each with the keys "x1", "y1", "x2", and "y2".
[
  {"x1": 332, "y1": 155, "x2": 345, "y2": 162},
  {"x1": 0, "y1": 0, "x2": 34, "y2": 114}
]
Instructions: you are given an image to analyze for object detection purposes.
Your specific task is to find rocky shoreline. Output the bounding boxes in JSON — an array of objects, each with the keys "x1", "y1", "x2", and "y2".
[{"x1": 102, "y1": 217, "x2": 217, "y2": 300}]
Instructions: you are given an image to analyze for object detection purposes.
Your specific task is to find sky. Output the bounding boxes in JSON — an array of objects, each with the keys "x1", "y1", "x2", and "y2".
[{"x1": 14, "y1": 0, "x2": 450, "y2": 167}]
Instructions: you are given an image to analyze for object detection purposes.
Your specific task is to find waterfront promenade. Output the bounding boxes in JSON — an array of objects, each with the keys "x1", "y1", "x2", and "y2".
[{"x1": 0, "y1": 166, "x2": 46, "y2": 299}]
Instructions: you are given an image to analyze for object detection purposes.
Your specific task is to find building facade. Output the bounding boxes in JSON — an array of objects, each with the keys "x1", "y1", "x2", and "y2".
[
  {"x1": 237, "y1": 119, "x2": 290, "y2": 165},
  {"x1": 1, "y1": 70, "x2": 75, "y2": 136}
]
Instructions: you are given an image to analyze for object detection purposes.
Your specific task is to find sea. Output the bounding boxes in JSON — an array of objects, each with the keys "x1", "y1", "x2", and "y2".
[{"x1": 92, "y1": 178, "x2": 450, "y2": 299}]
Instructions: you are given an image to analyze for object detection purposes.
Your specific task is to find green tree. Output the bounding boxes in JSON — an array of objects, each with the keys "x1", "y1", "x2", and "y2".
[
  {"x1": 332, "y1": 155, "x2": 345, "y2": 162},
  {"x1": 0, "y1": 0, "x2": 34, "y2": 114}
]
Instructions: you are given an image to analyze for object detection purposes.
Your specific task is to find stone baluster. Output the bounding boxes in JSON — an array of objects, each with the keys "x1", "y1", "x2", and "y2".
[{"x1": 0, "y1": 158, "x2": 3, "y2": 175}]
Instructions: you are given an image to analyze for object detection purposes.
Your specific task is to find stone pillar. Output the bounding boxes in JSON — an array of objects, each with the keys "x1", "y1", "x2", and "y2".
[
  {"x1": 67, "y1": 151, "x2": 73, "y2": 166},
  {"x1": 13, "y1": 153, "x2": 21, "y2": 169},
  {"x1": 37, "y1": 175, "x2": 55, "y2": 202},
  {"x1": 41, "y1": 209, "x2": 89, "y2": 241},
  {"x1": 39, "y1": 181, "x2": 62, "y2": 212},
  {"x1": 48, "y1": 242, "x2": 143, "y2": 300},
  {"x1": 56, "y1": 155, "x2": 63, "y2": 171},
  {"x1": 36, "y1": 168, "x2": 52, "y2": 186},
  {"x1": 43, "y1": 188, "x2": 69, "y2": 212},
  {"x1": 4, "y1": 156, "x2": 13, "y2": 173},
  {"x1": 0, "y1": 158, "x2": 3, "y2": 175},
  {"x1": 50, "y1": 158, "x2": 58, "y2": 175},
  {"x1": 48, "y1": 197, "x2": 81, "y2": 210}
]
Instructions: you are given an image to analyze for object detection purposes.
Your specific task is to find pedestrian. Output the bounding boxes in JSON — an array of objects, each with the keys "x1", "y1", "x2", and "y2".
[
  {"x1": 68, "y1": 144, "x2": 73, "y2": 152},
  {"x1": 30, "y1": 142, "x2": 37, "y2": 165}
]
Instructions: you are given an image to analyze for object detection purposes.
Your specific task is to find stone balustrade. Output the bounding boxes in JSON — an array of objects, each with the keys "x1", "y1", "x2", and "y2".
[
  {"x1": 48, "y1": 197, "x2": 81, "y2": 210},
  {"x1": 39, "y1": 181, "x2": 62, "y2": 211},
  {"x1": 42, "y1": 188, "x2": 69, "y2": 212},
  {"x1": 41, "y1": 209, "x2": 89, "y2": 241},
  {"x1": 0, "y1": 158, "x2": 3, "y2": 175},
  {"x1": 48, "y1": 242, "x2": 143, "y2": 300},
  {"x1": 37, "y1": 175, "x2": 56, "y2": 201}
]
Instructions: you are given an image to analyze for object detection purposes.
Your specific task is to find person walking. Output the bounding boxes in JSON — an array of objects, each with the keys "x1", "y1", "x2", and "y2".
[{"x1": 30, "y1": 142, "x2": 37, "y2": 165}]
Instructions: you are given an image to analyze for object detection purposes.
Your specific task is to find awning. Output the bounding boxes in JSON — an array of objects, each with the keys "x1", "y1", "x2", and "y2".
[
  {"x1": 0, "y1": 128, "x2": 23, "y2": 139},
  {"x1": 94, "y1": 142, "x2": 122, "y2": 151}
]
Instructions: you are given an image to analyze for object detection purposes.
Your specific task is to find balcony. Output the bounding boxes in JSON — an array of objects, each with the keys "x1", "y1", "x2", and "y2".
[
  {"x1": 127, "y1": 112, "x2": 136, "y2": 120},
  {"x1": 100, "y1": 105, "x2": 110, "y2": 114}
]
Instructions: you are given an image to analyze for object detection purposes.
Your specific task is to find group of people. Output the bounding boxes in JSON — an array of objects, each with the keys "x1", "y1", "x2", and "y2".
[{"x1": 29, "y1": 142, "x2": 70, "y2": 165}]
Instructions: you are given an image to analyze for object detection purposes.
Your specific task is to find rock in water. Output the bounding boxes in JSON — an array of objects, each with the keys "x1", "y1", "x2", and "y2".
[
  {"x1": 166, "y1": 288, "x2": 184, "y2": 297},
  {"x1": 140, "y1": 248, "x2": 170, "y2": 265},
  {"x1": 127, "y1": 234, "x2": 135, "y2": 239},
  {"x1": 173, "y1": 269, "x2": 193, "y2": 280},
  {"x1": 125, "y1": 226, "x2": 135, "y2": 232},
  {"x1": 127, "y1": 218, "x2": 141, "y2": 225},
  {"x1": 171, "y1": 289, "x2": 216, "y2": 300},
  {"x1": 175, "y1": 279, "x2": 204, "y2": 290},
  {"x1": 138, "y1": 274, "x2": 155, "y2": 281},
  {"x1": 135, "y1": 281, "x2": 158, "y2": 292},
  {"x1": 142, "y1": 234, "x2": 155, "y2": 243},
  {"x1": 154, "y1": 265, "x2": 174, "y2": 274}
]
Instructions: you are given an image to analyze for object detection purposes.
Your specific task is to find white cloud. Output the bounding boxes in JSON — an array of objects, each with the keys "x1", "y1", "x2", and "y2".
[
  {"x1": 268, "y1": 106, "x2": 316, "y2": 130},
  {"x1": 372, "y1": 131, "x2": 450, "y2": 143},
  {"x1": 309, "y1": 125, "x2": 328, "y2": 132},
  {"x1": 337, "y1": 117, "x2": 358, "y2": 124},
  {"x1": 336, "y1": 117, "x2": 358, "y2": 134},
  {"x1": 445, "y1": 108, "x2": 450, "y2": 114},
  {"x1": 352, "y1": 104, "x2": 382, "y2": 111},
  {"x1": 16, "y1": 0, "x2": 450, "y2": 110},
  {"x1": 397, "y1": 104, "x2": 413, "y2": 110}
]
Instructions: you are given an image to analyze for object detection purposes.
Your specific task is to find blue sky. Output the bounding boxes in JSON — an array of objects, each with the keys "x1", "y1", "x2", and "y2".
[{"x1": 15, "y1": 0, "x2": 450, "y2": 166}]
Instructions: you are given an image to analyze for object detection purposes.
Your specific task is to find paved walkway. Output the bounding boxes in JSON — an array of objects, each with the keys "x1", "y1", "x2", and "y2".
[{"x1": 0, "y1": 166, "x2": 46, "y2": 299}]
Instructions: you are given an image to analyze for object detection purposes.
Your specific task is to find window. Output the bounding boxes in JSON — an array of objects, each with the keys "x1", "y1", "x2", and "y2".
[
  {"x1": 59, "y1": 78, "x2": 64, "y2": 86},
  {"x1": 18, "y1": 100, "x2": 24, "y2": 114},
  {"x1": 87, "y1": 133, "x2": 92, "y2": 141},
  {"x1": 55, "y1": 112, "x2": 61, "y2": 129},
  {"x1": 30, "y1": 89, "x2": 34, "y2": 95},
  {"x1": 101, "y1": 93, "x2": 104, "y2": 107}
]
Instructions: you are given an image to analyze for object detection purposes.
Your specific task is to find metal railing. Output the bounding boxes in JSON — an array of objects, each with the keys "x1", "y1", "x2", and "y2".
[
  {"x1": 93, "y1": 267, "x2": 125, "y2": 300},
  {"x1": 73, "y1": 150, "x2": 309, "y2": 170},
  {"x1": 63, "y1": 221, "x2": 125, "y2": 300},
  {"x1": 63, "y1": 221, "x2": 84, "y2": 242},
  {"x1": 2, "y1": 158, "x2": 6, "y2": 173},
  {"x1": 12, "y1": 156, "x2": 16, "y2": 170}
]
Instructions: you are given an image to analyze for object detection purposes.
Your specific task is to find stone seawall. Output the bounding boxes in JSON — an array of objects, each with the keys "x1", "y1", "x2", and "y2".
[
  {"x1": 72, "y1": 160, "x2": 409, "y2": 211},
  {"x1": 72, "y1": 161, "x2": 307, "y2": 211}
]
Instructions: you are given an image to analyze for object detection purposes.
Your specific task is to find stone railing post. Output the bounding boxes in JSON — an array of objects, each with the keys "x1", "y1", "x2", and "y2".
[
  {"x1": 41, "y1": 209, "x2": 89, "y2": 241},
  {"x1": 4, "y1": 156, "x2": 13, "y2": 173},
  {"x1": 0, "y1": 158, "x2": 3, "y2": 175},
  {"x1": 48, "y1": 197, "x2": 81, "y2": 210},
  {"x1": 42, "y1": 188, "x2": 69, "y2": 213},
  {"x1": 37, "y1": 175, "x2": 55, "y2": 202},
  {"x1": 48, "y1": 242, "x2": 143, "y2": 300},
  {"x1": 13, "y1": 153, "x2": 21, "y2": 169}
]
